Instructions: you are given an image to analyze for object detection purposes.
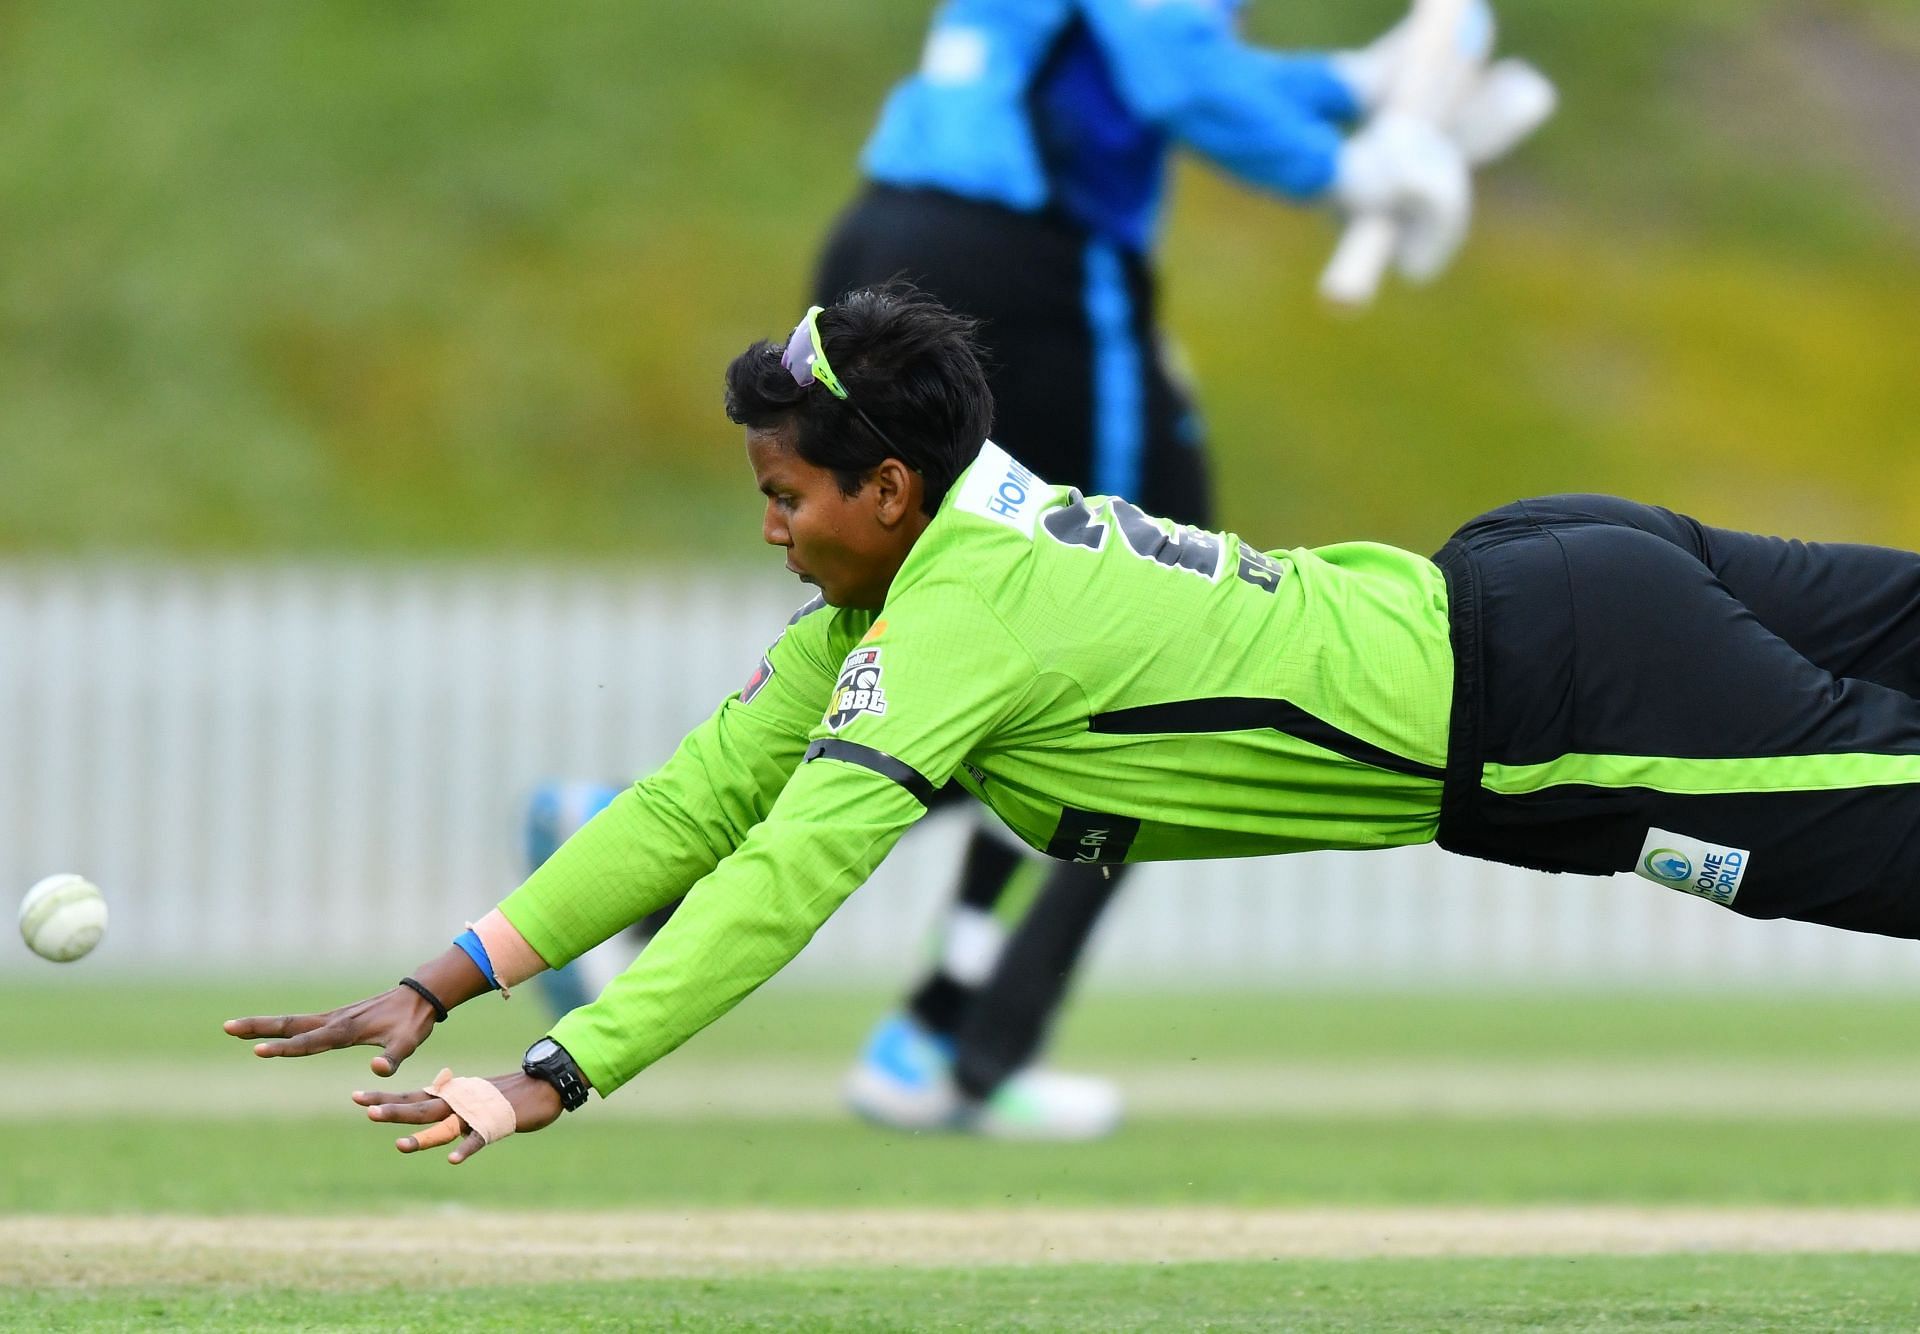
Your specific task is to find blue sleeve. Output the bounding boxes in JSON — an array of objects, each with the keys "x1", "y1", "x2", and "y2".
[
  {"x1": 1080, "y1": 0, "x2": 1352, "y2": 200},
  {"x1": 1252, "y1": 51, "x2": 1362, "y2": 126}
]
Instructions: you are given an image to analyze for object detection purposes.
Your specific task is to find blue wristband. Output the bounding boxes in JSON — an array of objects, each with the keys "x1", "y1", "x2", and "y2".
[{"x1": 454, "y1": 928, "x2": 498, "y2": 990}]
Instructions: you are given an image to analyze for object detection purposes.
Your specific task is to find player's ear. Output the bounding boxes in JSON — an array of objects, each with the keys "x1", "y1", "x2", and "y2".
[{"x1": 870, "y1": 457, "x2": 921, "y2": 527}]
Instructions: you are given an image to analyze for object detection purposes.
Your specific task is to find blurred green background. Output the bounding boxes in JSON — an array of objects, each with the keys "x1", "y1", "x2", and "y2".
[{"x1": 3, "y1": 0, "x2": 1915, "y2": 560}]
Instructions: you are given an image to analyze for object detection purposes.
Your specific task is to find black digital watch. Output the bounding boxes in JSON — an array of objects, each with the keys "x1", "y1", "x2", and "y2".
[{"x1": 522, "y1": 1036, "x2": 591, "y2": 1112}]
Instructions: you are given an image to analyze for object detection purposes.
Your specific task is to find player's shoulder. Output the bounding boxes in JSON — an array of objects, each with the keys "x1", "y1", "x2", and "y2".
[{"x1": 878, "y1": 441, "x2": 1057, "y2": 612}]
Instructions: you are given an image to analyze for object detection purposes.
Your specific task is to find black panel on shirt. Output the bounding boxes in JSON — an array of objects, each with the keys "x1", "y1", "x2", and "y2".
[{"x1": 1090, "y1": 697, "x2": 1444, "y2": 781}]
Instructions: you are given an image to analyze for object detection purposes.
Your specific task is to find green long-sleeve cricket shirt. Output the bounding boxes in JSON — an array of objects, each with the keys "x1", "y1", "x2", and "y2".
[{"x1": 501, "y1": 442, "x2": 1454, "y2": 1094}]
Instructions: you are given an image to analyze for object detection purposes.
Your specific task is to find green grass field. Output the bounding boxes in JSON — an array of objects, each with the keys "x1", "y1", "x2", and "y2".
[
  {"x1": 9, "y1": 981, "x2": 1920, "y2": 1328},
  {"x1": 12, "y1": 1257, "x2": 1920, "y2": 1332}
]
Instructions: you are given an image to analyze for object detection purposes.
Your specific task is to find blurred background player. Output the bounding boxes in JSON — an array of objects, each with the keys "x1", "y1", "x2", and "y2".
[{"x1": 528, "y1": 0, "x2": 1550, "y2": 1139}]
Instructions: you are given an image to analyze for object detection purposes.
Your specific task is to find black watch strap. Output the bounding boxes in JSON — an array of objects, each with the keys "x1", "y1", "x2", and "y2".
[{"x1": 522, "y1": 1037, "x2": 591, "y2": 1112}]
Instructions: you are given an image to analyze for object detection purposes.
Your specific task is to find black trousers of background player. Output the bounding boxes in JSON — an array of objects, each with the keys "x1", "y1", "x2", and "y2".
[{"x1": 815, "y1": 185, "x2": 1214, "y2": 1098}]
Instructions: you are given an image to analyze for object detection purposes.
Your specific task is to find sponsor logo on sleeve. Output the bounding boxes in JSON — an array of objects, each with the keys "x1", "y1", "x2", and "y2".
[
  {"x1": 741, "y1": 594, "x2": 825, "y2": 705},
  {"x1": 954, "y1": 441, "x2": 1045, "y2": 537},
  {"x1": 1635, "y1": 827, "x2": 1748, "y2": 906},
  {"x1": 825, "y1": 647, "x2": 888, "y2": 731},
  {"x1": 740, "y1": 652, "x2": 775, "y2": 704}
]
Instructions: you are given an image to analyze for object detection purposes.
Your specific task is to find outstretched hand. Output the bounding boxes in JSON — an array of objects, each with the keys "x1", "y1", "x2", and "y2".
[
  {"x1": 223, "y1": 985, "x2": 438, "y2": 1077},
  {"x1": 354, "y1": 1072, "x2": 563, "y2": 1164}
]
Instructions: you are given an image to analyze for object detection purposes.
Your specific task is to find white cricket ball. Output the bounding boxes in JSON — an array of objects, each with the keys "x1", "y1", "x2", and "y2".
[{"x1": 18, "y1": 873, "x2": 109, "y2": 963}]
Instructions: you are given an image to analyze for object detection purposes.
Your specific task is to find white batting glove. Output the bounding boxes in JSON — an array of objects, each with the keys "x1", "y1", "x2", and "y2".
[
  {"x1": 1329, "y1": 0, "x2": 1495, "y2": 115},
  {"x1": 1334, "y1": 113, "x2": 1473, "y2": 283},
  {"x1": 1448, "y1": 57, "x2": 1558, "y2": 166}
]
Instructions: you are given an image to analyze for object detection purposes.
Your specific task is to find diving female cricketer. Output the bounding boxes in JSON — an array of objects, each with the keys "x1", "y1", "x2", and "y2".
[
  {"x1": 524, "y1": 0, "x2": 1549, "y2": 1142},
  {"x1": 228, "y1": 288, "x2": 1920, "y2": 1161}
]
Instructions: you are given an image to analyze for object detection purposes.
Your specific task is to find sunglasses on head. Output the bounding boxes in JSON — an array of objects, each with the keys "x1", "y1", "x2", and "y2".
[{"x1": 780, "y1": 304, "x2": 907, "y2": 457}]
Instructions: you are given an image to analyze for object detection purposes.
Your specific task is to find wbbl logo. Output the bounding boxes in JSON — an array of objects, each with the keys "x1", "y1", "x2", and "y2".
[{"x1": 825, "y1": 648, "x2": 887, "y2": 731}]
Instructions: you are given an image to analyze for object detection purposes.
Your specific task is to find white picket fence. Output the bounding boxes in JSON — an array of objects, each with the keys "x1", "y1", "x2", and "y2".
[{"x1": 3, "y1": 562, "x2": 1916, "y2": 987}]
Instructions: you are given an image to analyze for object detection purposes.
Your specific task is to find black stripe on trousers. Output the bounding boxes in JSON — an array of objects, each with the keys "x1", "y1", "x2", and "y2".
[
  {"x1": 1089, "y1": 697, "x2": 1445, "y2": 781},
  {"x1": 803, "y1": 738, "x2": 937, "y2": 806}
]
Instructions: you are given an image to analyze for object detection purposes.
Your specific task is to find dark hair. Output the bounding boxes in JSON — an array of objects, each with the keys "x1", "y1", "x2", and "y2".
[{"x1": 723, "y1": 285, "x2": 992, "y2": 515}]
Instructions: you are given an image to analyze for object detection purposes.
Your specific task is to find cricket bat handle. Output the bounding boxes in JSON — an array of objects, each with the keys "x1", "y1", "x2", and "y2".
[{"x1": 1319, "y1": 213, "x2": 1399, "y2": 308}]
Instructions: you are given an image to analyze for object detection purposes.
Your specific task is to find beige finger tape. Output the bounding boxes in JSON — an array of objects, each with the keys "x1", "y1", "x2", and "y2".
[{"x1": 427, "y1": 1067, "x2": 518, "y2": 1145}]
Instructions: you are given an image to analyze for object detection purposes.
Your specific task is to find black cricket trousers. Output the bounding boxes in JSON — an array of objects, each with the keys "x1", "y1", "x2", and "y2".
[{"x1": 1437, "y1": 495, "x2": 1920, "y2": 939}]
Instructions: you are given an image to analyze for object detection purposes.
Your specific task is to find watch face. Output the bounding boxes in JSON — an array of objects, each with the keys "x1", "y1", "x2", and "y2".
[{"x1": 525, "y1": 1037, "x2": 559, "y2": 1064}]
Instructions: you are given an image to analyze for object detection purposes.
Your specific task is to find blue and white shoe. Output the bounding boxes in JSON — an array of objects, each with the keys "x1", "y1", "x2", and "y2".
[
  {"x1": 525, "y1": 781, "x2": 621, "y2": 1017},
  {"x1": 845, "y1": 1012, "x2": 1124, "y2": 1140},
  {"x1": 844, "y1": 1012, "x2": 963, "y2": 1130},
  {"x1": 972, "y1": 1068, "x2": 1123, "y2": 1141}
]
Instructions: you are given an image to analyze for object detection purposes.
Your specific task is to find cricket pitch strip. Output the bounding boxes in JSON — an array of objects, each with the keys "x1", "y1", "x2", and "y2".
[{"x1": 12, "y1": 1207, "x2": 1920, "y2": 1287}]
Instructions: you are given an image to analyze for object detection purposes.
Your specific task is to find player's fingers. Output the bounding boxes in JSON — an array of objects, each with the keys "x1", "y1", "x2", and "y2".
[
  {"x1": 224, "y1": 1012, "x2": 326, "y2": 1039},
  {"x1": 251, "y1": 1024, "x2": 353, "y2": 1059},
  {"x1": 396, "y1": 1113, "x2": 463, "y2": 1154},
  {"x1": 371, "y1": 1032, "x2": 422, "y2": 1077},
  {"x1": 351, "y1": 1088, "x2": 437, "y2": 1107},
  {"x1": 447, "y1": 1130, "x2": 488, "y2": 1165},
  {"x1": 367, "y1": 1095, "x2": 452, "y2": 1125}
]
